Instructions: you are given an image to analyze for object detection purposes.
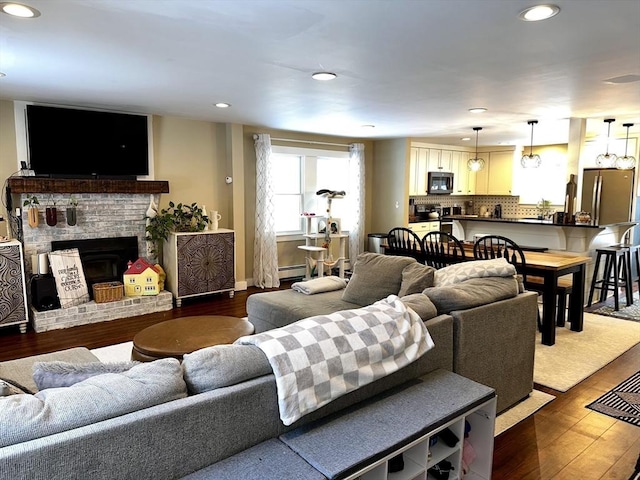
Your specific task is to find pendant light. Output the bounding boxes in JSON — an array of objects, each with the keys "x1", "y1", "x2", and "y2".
[
  {"x1": 595, "y1": 118, "x2": 617, "y2": 168},
  {"x1": 521, "y1": 120, "x2": 542, "y2": 168},
  {"x1": 467, "y1": 127, "x2": 485, "y2": 172},
  {"x1": 615, "y1": 123, "x2": 636, "y2": 170}
]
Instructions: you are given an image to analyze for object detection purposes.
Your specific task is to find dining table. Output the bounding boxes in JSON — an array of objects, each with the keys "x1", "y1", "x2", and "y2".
[{"x1": 460, "y1": 242, "x2": 591, "y2": 346}]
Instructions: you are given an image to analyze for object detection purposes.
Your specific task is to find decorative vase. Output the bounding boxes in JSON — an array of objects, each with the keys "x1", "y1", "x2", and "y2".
[
  {"x1": 46, "y1": 207, "x2": 57, "y2": 226},
  {"x1": 66, "y1": 207, "x2": 77, "y2": 226},
  {"x1": 27, "y1": 207, "x2": 39, "y2": 228}
]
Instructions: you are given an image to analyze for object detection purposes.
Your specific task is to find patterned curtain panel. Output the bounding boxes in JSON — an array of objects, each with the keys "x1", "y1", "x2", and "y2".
[
  {"x1": 253, "y1": 134, "x2": 280, "y2": 288},
  {"x1": 348, "y1": 143, "x2": 365, "y2": 264}
]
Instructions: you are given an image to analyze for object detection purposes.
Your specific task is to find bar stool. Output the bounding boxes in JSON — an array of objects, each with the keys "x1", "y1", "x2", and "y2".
[
  {"x1": 587, "y1": 246, "x2": 631, "y2": 311},
  {"x1": 615, "y1": 242, "x2": 640, "y2": 303}
]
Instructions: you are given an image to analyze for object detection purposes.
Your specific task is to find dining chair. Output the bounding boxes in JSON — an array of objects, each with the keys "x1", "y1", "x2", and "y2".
[
  {"x1": 421, "y1": 231, "x2": 466, "y2": 269},
  {"x1": 472, "y1": 235, "x2": 528, "y2": 281},
  {"x1": 386, "y1": 227, "x2": 424, "y2": 262}
]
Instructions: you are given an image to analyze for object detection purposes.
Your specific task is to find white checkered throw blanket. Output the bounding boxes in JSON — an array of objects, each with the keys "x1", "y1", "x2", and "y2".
[{"x1": 236, "y1": 295, "x2": 434, "y2": 426}]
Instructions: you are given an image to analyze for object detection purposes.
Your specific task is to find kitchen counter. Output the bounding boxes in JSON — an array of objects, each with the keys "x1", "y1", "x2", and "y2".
[{"x1": 443, "y1": 215, "x2": 600, "y2": 228}]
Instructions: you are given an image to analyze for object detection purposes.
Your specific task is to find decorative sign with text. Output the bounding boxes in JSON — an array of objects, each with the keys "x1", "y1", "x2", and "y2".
[{"x1": 48, "y1": 248, "x2": 90, "y2": 308}]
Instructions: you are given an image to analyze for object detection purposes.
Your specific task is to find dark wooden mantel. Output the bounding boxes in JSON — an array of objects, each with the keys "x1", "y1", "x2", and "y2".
[{"x1": 7, "y1": 177, "x2": 169, "y2": 194}]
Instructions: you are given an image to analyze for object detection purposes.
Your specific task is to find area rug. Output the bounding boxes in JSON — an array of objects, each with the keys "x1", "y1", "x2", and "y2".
[
  {"x1": 586, "y1": 370, "x2": 640, "y2": 427},
  {"x1": 534, "y1": 313, "x2": 640, "y2": 392},
  {"x1": 586, "y1": 292, "x2": 640, "y2": 322},
  {"x1": 91, "y1": 342, "x2": 133, "y2": 362},
  {"x1": 494, "y1": 389, "x2": 555, "y2": 436}
]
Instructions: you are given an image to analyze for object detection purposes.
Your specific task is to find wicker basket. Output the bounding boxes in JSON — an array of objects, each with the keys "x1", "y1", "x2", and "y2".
[{"x1": 93, "y1": 281, "x2": 124, "y2": 303}]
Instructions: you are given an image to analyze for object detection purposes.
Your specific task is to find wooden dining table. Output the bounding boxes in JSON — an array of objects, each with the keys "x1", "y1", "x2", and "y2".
[{"x1": 460, "y1": 243, "x2": 591, "y2": 346}]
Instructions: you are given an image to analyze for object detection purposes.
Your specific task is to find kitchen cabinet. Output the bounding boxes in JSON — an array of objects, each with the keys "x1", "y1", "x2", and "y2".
[
  {"x1": 409, "y1": 147, "x2": 429, "y2": 196},
  {"x1": 163, "y1": 229, "x2": 235, "y2": 307},
  {"x1": 475, "y1": 150, "x2": 514, "y2": 195},
  {"x1": 427, "y1": 149, "x2": 453, "y2": 172},
  {"x1": 407, "y1": 221, "x2": 440, "y2": 237},
  {"x1": 452, "y1": 151, "x2": 475, "y2": 195}
]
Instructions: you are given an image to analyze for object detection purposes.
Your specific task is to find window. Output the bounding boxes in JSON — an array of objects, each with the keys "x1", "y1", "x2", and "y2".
[{"x1": 271, "y1": 146, "x2": 350, "y2": 236}]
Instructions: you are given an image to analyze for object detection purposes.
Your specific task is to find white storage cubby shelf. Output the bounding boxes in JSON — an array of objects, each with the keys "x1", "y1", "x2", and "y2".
[
  {"x1": 300, "y1": 215, "x2": 348, "y2": 279},
  {"x1": 349, "y1": 397, "x2": 496, "y2": 480}
]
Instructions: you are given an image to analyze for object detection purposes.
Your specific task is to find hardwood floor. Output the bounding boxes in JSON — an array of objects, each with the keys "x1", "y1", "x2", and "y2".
[{"x1": 0, "y1": 285, "x2": 638, "y2": 479}]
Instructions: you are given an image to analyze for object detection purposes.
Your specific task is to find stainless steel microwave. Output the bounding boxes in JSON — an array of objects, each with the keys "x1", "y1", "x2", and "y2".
[{"x1": 427, "y1": 171, "x2": 454, "y2": 194}]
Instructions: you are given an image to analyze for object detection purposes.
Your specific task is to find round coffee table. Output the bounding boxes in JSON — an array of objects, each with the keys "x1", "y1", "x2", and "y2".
[{"x1": 131, "y1": 315, "x2": 255, "y2": 362}]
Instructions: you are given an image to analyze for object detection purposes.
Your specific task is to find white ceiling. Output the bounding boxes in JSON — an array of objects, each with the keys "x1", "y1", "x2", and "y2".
[{"x1": 1, "y1": 0, "x2": 639, "y2": 148}]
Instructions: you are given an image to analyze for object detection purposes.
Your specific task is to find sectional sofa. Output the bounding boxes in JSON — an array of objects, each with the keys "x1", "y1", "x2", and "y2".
[{"x1": 0, "y1": 253, "x2": 537, "y2": 479}]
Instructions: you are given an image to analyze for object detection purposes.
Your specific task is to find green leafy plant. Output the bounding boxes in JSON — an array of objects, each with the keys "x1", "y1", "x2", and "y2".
[
  {"x1": 23, "y1": 194, "x2": 39, "y2": 208},
  {"x1": 145, "y1": 201, "x2": 209, "y2": 258},
  {"x1": 68, "y1": 195, "x2": 78, "y2": 207}
]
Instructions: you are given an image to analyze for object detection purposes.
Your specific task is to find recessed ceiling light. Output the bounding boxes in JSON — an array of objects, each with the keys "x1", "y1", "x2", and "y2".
[
  {"x1": 518, "y1": 4, "x2": 560, "y2": 22},
  {"x1": 603, "y1": 74, "x2": 640, "y2": 84},
  {"x1": 311, "y1": 72, "x2": 337, "y2": 81},
  {"x1": 0, "y1": 72, "x2": 5, "y2": 78},
  {"x1": 360, "y1": 124, "x2": 375, "y2": 129},
  {"x1": 461, "y1": 137, "x2": 471, "y2": 141},
  {"x1": 0, "y1": 2, "x2": 41, "y2": 18},
  {"x1": 214, "y1": 102, "x2": 231, "y2": 108},
  {"x1": 468, "y1": 108, "x2": 487, "y2": 114}
]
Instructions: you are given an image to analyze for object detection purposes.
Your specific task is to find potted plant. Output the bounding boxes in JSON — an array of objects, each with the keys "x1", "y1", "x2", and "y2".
[
  {"x1": 66, "y1": 195, "x2": 78, "y2": 226},
  {"x1": 23, "y1": 194, "x2": 39, "y2": 228},
  {"x1": 46, "y1": 196, "x2": 58, "y2": 227},
  {"x1": 145, "y1": 201, "x2": 209, "y2": 260}
]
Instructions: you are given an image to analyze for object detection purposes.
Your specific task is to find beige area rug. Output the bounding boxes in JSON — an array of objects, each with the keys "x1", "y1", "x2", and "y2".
[
  {"x1": 91, "y1": 341, "x2": 549, "y2": 435},
  {"x1": 91, "y1": 341, "x2": 133, "y2": 362},
  {"x1": 494, "y1": 390, "x2": 555, "y2": 436},
  {"x1": 534, "y1": 313, "x2": 640, "y2": 392}
]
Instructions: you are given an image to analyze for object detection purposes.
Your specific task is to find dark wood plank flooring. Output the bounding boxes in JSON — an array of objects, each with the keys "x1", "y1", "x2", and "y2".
[{"x1": 0, "y1": 284, "x2": 638, "y2": 479}]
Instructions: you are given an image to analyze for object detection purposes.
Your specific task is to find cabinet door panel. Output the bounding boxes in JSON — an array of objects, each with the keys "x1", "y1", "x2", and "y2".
[
  {"x1": 0, "y1": 242, "x2": 27, "y2": 327},
  {"x1": 176, "y1": 232, "x2": 235, "y2": 296}
]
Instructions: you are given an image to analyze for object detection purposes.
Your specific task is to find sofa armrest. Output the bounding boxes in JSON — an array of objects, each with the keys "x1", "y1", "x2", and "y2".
[{"x1": 450, "y1": 292, "x2": 538, "y2": 413}]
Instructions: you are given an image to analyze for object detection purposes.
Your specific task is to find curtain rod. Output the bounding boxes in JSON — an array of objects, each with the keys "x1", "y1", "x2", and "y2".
[{"x1": 253, "y1": 134, "x2": 350, "y2": 148}]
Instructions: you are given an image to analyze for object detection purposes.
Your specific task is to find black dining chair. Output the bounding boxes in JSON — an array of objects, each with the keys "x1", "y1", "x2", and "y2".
[
  {"x1": 386, "y1": 227, "x2": 424, "y2": 263},
  {"x1": 473, "y1": 235, "x2": 528, "y2": 281},
  {"x1": 421, "y1": 231, "x2": 466, "y2": 269}
]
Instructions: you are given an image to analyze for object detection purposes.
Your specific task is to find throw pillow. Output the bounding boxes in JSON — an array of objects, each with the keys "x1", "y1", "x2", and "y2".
[
  {"x1": 342, "y1": 252, "x2": 416, "y2": 306},
  {"x1": 434, "y1": 258, "x2": 516, "y2": 287},
  {"x1": 182, "y1": 344, "x2": 272, "y2": 394},
  {"x1": 398, "y1": 263, "x2": 436, "y2": 297},
  {"x1": 0, "y1": 378, "x2": 33, "y2": 396},
  {"x1": 399, "y1": 293, "x2": 438, "y2": 321},
  {"x1": 32, "y1": 361, "x2": 139, "y2": 390},
  {"x1": 0, "y1": 358, "x2": 187, "y2": 448},
  {"x1": 422, "y1": 276, "x2": 519, "y2": 314}
]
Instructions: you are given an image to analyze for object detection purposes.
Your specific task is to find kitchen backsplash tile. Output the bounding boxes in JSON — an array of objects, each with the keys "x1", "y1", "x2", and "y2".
[{"x1": 411, "y1": 195, "x2": 563, "y2": 218}]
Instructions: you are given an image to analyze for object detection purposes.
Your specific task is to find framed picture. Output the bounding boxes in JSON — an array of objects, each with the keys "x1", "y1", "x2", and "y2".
[{"x1": 328, "y1": 218, "x2": 341, "y2": 235}]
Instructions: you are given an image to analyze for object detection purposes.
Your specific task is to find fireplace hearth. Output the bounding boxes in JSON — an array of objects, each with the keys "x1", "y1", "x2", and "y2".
[{"x1": 51, "y1": 236, "x2": 138, "y2": 298}]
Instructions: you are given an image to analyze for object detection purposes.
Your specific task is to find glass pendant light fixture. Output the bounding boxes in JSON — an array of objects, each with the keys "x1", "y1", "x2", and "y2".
[
  {"x1": 521, "y1": 120, "x2": 542, "y2": 168},
  {"x1": 595, "y1": 118, "x2": 617, "y2": 168},
  {"x1": 467, "y1": 127, "x2": 485, "y2": 172},
  {"x1": 615, "y1": 123, "x2": 636, "y2": 170}
]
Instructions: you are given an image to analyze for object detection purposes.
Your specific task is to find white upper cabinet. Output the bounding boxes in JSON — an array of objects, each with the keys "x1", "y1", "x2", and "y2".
[
  {"x1": 475, "y1": 150, "x2": 514, "y2": 195},
  {"x1": 409, "y1": 147, "x2": 429, "y2": 195}
]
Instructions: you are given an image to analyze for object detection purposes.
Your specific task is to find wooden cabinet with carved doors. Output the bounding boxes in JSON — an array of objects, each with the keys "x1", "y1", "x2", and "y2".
[
  {"x1": 0, "y1": 240, "x2": 29, "y2": 333},
  {"x1": 163, "y1": 230, "x2": 235, "y2": 307}
]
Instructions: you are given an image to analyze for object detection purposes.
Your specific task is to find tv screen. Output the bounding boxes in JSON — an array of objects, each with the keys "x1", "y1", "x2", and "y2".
[{"x1": 26, "y1": 105, "x2": 149, "y2": 178}]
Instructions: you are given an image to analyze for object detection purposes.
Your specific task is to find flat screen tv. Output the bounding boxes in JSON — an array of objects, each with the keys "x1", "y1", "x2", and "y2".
[{"x1": 26, "y1": 105, "x2": 149, "y2": 178}]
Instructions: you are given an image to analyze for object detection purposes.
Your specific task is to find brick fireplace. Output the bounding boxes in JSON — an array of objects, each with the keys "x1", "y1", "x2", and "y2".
[{"x1": 9, "y1": 178, "x2": 173, "y2": 332}]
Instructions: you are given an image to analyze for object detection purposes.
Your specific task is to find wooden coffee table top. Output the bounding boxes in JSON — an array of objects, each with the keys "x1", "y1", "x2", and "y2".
[{"x1": 132, "y1": 315, "x2": 255, "y2": 360}]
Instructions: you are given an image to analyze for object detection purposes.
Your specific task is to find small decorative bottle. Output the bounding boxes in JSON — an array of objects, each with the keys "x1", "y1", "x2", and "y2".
[{"x1": 201, "y1": 205, "x2": 210, "y2": 231}]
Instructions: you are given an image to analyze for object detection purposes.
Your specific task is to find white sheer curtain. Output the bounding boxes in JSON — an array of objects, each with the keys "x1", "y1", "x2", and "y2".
[
  {"x1": 348, "y1": 143, "x2": 365, "y2": 264},
  {"x1": 253, "y1": 134, "x2": 280, "y2": 288}
]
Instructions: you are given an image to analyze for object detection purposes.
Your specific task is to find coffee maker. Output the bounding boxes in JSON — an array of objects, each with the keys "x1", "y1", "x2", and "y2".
[{"x1": 493, "y1": 204, "x2": 502, "y2": 219}]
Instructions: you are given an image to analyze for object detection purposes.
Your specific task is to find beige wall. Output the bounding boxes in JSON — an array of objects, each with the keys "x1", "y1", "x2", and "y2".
[
  {"x1": 371, "y1": 138, "x2": 409, "y2": 233},
  {"x1": 0, "y1": 100, "x2": 18, "y2": 225}
]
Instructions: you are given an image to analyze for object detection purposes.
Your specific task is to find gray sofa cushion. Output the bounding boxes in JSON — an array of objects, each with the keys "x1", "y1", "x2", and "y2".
[
  {"x1": 434, "y1": 258, "x2": 516, "y2": 287},
  {"x1": 33, "y1": 361, "x2": 139, "y2": 390},
  {"x1": 398, "y1": 263, "x2": 436, "y2": 297},
  {"x1": 182, "y1": 344, "x2": 272, "y2": 394},
  {"x1": 400, "y1": 293, "x2": 438, "y2": 321},
  {"x1": 422, "y1": 276, "x2": 519, "y2": 314},
  {"x1": 0, "y1": 358, "x2": 187, "y2": 447},
  {"x1": 0, "y1": 347, "x2": 99, "y2": 393},
  {"x1": 342, "y1": 253, "x2": 416, "y2": 306}
]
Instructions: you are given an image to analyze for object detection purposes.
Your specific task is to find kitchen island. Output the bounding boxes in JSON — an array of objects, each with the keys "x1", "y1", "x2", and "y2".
[{"x1": 446, "y1": 216, "x2": 635, "y2": 253}]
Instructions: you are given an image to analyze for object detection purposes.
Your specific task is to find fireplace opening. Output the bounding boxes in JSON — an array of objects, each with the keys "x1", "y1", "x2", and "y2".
[{"x1": 51, "y1": 236, "x2": 138, "y2": 298}]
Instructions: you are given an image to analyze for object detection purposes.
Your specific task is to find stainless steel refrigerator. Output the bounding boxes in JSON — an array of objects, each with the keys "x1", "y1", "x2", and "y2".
[{"x1": 581, "y1": 168, "x2": 635, "y2": 225}]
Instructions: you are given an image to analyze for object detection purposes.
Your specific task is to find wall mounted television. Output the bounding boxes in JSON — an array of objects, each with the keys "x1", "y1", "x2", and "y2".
[{"x1": 26, "y1": 104, "x2": 149, "y2": 179}]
